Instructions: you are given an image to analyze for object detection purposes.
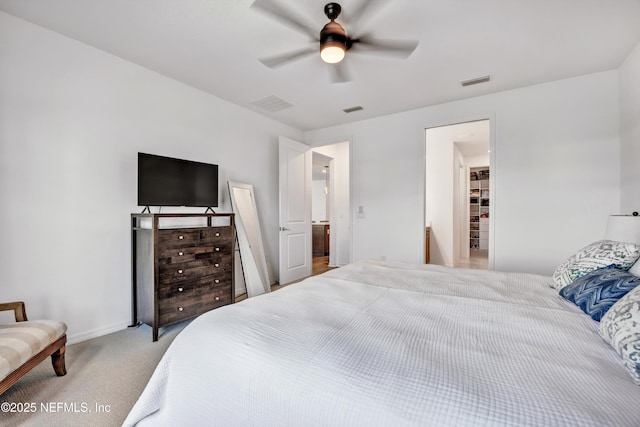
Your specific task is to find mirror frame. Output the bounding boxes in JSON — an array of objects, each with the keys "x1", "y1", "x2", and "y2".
[{"x1": 227, "y1": 181, "x2": 270, "y2": 297}]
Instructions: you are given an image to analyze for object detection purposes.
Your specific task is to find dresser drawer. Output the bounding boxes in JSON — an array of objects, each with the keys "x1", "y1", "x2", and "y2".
[
  {"x1": 201, "y1": 241, "x2": 233, "y2": 255},
  {"x1": 158, "y1": 275, "x2": 230, "y2": 297},
  {"x1": 158, "y1": 255, "x2": 232, "y2": 283},
  {"x1": 158, "y1": 281, "x2": 194, "y2": 300},
  {"x1": 201, "y1": 226, "x2": 233, "y2": 242},
  {"x1": 158, "y1": 229, "x2": 201, "y2": 248},
  {"x1": 157, "y1": 245, "x2": 215, "y2": 264},
  {"x1": 158, "y1": 283, "x2": 232, "y2": 325},
  {"x1": 158, "y1": 246, "x2": 232, "y2": 265},
  {"x1": 158, "y1": 298, "x2": 201, "y2": 324},
  {"x1": 157, "y1": 227, "x2": 233, "y2": 247}
]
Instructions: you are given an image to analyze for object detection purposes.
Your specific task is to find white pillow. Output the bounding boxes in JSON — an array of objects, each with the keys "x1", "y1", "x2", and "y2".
[
  {"x1": 599, "y1": 285, "x2": 640, "y2": 385},
  {"x1": 551, "y1": 240, "x2": 640, "y2": 290},
  {"x1": 629, "y1": 258, "x2": 640, "y2": 278}
]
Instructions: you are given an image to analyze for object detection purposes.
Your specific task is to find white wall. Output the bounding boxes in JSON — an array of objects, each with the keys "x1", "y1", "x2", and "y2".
[
  {"x1": 312, "y1": 180, "x2": 328, "y2": 221},
  {"x1": 452, "y1": 147, "x2": 464, "y2": 267},
  {"x1": 0, "y1": 12, "x2": 303, "y2": 342},
  {"x1": 619, "y1": 40, "x2": 640, "y2": 213},
  {"x1": 305, "y1": 71, "x2": 621, "y2": 275},
  {"x1": 465, "y1": 155, "x2": 491, "y2": 168},
  {"x1": 425, "y1": 127, "x2": 455, "y2": 266}
]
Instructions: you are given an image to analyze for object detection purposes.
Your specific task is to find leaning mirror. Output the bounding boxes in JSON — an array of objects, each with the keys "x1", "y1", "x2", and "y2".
[{"x1": 227, "y1": 181, "x2": 270, "y2": 297}]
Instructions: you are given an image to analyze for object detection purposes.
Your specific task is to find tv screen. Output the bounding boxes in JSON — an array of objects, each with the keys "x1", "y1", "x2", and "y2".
[{"x1": 138, "y1": 153, "x2": 218, "y2": 207}]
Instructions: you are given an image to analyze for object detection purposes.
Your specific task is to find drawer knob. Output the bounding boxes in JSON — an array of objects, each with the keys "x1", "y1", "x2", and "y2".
[
  {"x1": 214, "y1": 279, "x2": 220, "y2": 284},
  {"x1": 214, "y1": 263, "x2": 220, "y2": 268},
  {"x1": 178, "y1": 307, "x2": 184, "y2": 312},
  {"x1": 215, "y1": 247, "x2": 221, "y2": 252},
  {"x1": 178, "y1": 251, "x2": 184, "y2": 256},
  {"x1": 178, "y1": 287, "x2": 184, "y2": 292},
  {"x1": 178, "y1": 235, "x2": 184, "y2": 240},
  {"x1": 215, "y1": 296, "x2": 220, "y2": 301},
  {"x1": 178, "y1": 269, "x2": 183, "y2": 274},
  {"x1": 215, "y1": 232, "x2": 220, "y2": 237}
]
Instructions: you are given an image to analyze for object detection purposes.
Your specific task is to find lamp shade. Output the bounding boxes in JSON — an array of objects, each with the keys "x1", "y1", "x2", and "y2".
[{"x1": 604, "y1": 215, "x2": 640, "y2": 244}]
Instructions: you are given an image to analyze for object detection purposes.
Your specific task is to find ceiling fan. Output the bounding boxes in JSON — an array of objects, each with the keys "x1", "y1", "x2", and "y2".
[{"x1": 251, "y1": 0, "x2": 419, "y2": 82}]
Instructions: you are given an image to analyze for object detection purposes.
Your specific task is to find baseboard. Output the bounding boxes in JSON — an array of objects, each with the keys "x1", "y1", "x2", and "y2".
[{"x1": 66, "y1": 321, "x2": 131, "y2": 345}]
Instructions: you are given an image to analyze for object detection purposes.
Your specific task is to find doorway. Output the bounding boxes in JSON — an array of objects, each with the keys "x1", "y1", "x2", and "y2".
[
  {"x1": 311, "y1": 141, "x2": 350, "y2": 274},
  {"x1": 425, "y1": 119, "x2": 491, "y2": 269},
  {"x1": 311, "y1": 151, "x2": 332, "y2": 274}
]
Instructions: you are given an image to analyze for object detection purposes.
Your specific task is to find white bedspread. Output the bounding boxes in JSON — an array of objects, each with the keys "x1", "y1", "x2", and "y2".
[{"x1": 124, "y1": 261, "x2": 640, "y2": 426}]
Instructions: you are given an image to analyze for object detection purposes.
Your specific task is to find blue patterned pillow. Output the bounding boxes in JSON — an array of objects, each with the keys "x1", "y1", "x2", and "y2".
[{"x1": 560, "y1": 264, "x2": 640, "y2": 321}]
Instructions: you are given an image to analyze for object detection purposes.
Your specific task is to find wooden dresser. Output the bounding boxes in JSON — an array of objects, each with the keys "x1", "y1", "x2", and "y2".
[
  {"x1": 131, "y1": 213, "x2": 235, "y2": 341},
  {"x1": 312, "y1": 224, "x2": 330, "y2": 257}
]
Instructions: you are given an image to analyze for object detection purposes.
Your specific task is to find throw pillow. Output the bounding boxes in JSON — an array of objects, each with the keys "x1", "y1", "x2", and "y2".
[
  {"x1": 629, "y1": 258, "x2": 640, "y2": 278},
  {"x1": 559, "y1": 265, "x2": 640, "y2": 321},
  {"x1": 599, "y1": 285, "x2": 640, "y2": 385},
  {"x1": 551, "y1": 240, "x2": 640, "y2": 290}
]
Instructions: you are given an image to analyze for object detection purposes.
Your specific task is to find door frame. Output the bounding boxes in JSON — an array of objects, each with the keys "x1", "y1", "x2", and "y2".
[{"x1": 310, "y1": 141, "x2": 352, "y2": 268}]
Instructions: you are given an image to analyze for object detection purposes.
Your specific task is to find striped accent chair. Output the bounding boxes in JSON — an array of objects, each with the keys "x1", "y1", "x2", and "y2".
[{"x1": 0, "y1": 301, "x2": 67, "y2": 394}]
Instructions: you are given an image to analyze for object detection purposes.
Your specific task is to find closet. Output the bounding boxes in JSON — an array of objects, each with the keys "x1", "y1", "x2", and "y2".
[{"x1": 469, "y1": 167, "x2": 489, "y2": 251}]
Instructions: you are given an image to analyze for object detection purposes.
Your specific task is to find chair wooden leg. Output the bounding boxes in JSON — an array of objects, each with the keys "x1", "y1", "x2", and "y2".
[{"x1": 51, "y1": 345, "x2": 67, "y2": 376}]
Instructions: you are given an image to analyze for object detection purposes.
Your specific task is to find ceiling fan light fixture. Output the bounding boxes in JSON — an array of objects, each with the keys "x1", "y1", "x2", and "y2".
[
  {"x1": 321, "y1": 44, "x2": 346, "y2": 63},
  {"x1": 320, "y1": 18, "x2": 347, "y2": 64},
  {"x1": 253, "y1": 1, "x2": 419, "y2": 81}
]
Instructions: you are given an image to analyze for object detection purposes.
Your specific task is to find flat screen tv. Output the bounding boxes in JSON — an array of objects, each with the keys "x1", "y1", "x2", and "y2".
[{"x1": 138, "y1": 152, "x2": 218, "y2": 208}]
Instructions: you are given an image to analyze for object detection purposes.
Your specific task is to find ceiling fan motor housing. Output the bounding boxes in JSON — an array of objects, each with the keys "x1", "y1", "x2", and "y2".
[
  {"x1": 320, "y1": 20, "x2": 349, "y2": 50},
  {"x1": 321, "y1": 2, "x2": 348, "y2": 51},
  {"x1": 324, "y1": 2, "x2": 342, "y2": 20},
  {"x1": 319, "y1": 3, "x2": 349, "y2": 63}
]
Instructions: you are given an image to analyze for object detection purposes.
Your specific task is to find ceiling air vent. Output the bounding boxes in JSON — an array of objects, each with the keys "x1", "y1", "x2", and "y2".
[
  {"x1": 251, "y1": 95, "x2": 292, "y2": 112},
  {"x1": 460, "y1": 75, "x2": 491, "y2": 87},
  {"x1": 343, "y1": 105, "x2": 363, "y2": 113}
]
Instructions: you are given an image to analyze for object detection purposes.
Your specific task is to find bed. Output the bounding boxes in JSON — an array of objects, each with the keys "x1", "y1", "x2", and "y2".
[{"x1": 124, "y1": 259, "x2": 640, "y2": 426}]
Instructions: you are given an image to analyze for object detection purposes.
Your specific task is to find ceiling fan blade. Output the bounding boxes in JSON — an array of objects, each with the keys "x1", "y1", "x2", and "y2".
[
  {"x1": 328, "y1": 62, "x2": 351, "y2": 84},
  {"x1": 341, "y1": 0, "x2": 388, "y2": 31},
  {"x1": 259, "y1": 46, "x2": 316, "y2": 69},
  {"x1": 351, "y1": 35, "x2": 418, "y2": 58},
  {"x1": 251, "y1": 0, "x2": 319, "y2": 40}
]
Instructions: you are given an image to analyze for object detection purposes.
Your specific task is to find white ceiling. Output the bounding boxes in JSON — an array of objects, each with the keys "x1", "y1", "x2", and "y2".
[
  {"x1": 439, "y1": 120, "x2": 490, "y2": 159},
  {"x1": 312, "y1": 151, "x2": 333, "y2": 180},
  {"x1": 1, "y1": 0, "x2": 640, "y2": 131}
]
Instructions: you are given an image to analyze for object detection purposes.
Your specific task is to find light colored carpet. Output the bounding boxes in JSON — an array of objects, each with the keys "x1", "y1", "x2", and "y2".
[{"x1": 1, "y1": 321, "x2": 188, "y2": 427}]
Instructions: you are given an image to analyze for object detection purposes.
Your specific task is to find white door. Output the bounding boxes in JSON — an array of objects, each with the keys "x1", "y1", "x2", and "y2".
[{"x1": 279, "y1": 136, "x2": 312, "y2": 284}]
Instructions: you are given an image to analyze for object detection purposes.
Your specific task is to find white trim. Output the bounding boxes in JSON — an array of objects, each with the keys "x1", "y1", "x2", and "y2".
[{"x1": 67, "y1": 321, "x2": 131, "y2": 345}]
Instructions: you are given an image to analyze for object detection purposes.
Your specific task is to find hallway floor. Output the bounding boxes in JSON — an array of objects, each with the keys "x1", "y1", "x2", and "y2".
[
  {"x1": 456, "y1": 250, "x2": 489, "y2": 270},
  {"x1": 312, "y1": 256, "x2": 334, "y2": 275}
]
